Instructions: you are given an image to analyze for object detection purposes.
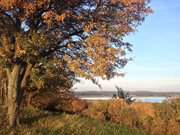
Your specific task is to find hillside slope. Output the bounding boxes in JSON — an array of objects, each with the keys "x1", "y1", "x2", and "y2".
[{"x1": 0, "y1": 107, "x2": 145, "y2": 135}]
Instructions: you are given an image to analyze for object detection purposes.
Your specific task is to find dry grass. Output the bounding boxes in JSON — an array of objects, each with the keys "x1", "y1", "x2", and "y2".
[
  {"x1": 0, "y1": 106, "x2": 145, "y2": 135},
  {"x1": 1, "y1": 98, "x2": 180, "y2": 135},
  {"x1": 83, "y1": 98, "x2": 180, "y2": 135}
]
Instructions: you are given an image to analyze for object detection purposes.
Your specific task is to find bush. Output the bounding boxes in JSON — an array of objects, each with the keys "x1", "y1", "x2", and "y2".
[
  {"x1": 130, "y1": 103, "x2": 155, "y2": 130},
  {"x1": 82, "y1": 98, "x2": 180, "y2": 135},
  {"x1": 30, "y1": 90, "x2": 87, "y2": 113},
  {"x1": 107, "y1": 99, "x2": 128, "y2": 116},
  {"x1": 106, "y1": 99, "x2": 140, "y2": 128},
  {"x1": 150, "y1": 99, "x2": 180, "y2": 135},
  {"x1": 82, "y1": 101, "x2": 109, "y2": 121}
]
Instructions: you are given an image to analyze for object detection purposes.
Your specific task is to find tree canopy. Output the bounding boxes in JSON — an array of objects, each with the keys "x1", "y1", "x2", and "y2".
[
  {"x1": 0, "y1": 0, "x2": 152, "y2": 127},
  {"x1": 0, "y1": 0, "x2": 151, "y2": 79}
]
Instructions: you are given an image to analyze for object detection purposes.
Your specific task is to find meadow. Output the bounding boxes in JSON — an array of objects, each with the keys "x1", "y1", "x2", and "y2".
[
  {"x1": 0, "y1": 106, "x2": 145, "y2": 135},
  {"x1": 0, "y1": 97, "x2": 180, "y2": 135}
]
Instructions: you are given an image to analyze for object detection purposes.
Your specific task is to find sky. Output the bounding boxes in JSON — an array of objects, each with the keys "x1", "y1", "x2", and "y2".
[{"x1": 73, "y1": 0, "x2": 180, "y2": 92}]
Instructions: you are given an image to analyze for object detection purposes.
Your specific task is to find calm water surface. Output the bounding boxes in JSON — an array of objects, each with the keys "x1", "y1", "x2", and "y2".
[
  {"x1": 134, "y1": 96, "x2": 166, "y2": 103},
  {"x1": 80, "y1": 96, "x2": 167, "y2": 103}
]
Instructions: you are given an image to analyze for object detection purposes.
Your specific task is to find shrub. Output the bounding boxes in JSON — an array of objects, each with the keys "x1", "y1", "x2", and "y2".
[
  {"x1": 107, "y1": 99, "x2": 140, "y2": 128},
  {"x1": 82, "y1": 101, "x2": 109, "y2": 121},
  {"x1": 150, "y1": 99, "x2": 180, "y2": 135},
  {"x1": 131, "y1": 103, "x2": 155, "y2": 119},
  {"x1": 29, "y1": 90, "x2": 87, "y2": 114},
  {"x1": 107, "y1": 99, "x2": 128, "y2": 116},
  {"x1": 130, "y1": 102, "x2": 155, "y2": 130}
]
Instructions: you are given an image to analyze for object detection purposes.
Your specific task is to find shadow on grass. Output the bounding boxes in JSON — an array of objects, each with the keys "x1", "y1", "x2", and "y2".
[
  {"x1": 20, "y1": 109, "x2": 63, "y2": 126},
  {"x1": 35, "y1": 128, "x2": 62, "y2": 135}
]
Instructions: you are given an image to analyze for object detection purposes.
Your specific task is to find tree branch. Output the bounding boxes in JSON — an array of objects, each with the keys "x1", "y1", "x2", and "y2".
[
  {"x1": 20, "y1": 63, "x2": 33, "y2": 89},
  {"x1": 0, "y1": 11, "x2": 20, "y2": 32},
  {"x1": 5, "y1": 68, "x2": 11, "y2": 80}
]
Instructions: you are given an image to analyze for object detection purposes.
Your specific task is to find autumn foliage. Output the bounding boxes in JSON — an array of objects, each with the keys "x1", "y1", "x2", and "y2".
[
  {"x1": 83, "y1": 98, "x2": 180, "y2": 135},
  {"x1": 0, "y1": 0, "x2": 151, "y2": 127},
  {"x1": 0, "y1": 0, "x2": 152, "y2": 79}
]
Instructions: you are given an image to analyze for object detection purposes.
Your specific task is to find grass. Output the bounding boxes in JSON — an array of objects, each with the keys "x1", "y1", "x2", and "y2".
[
  {"x1": 1, "y1": 98, "x2": 180, "y2": 135},
  {"x1": 0, "y1": 106, "x2": 146, "y2": 135}
]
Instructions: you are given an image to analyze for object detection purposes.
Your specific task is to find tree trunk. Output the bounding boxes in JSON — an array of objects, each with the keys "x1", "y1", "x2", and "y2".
[
  {"x1": 6, "y1": 63, "x2": 33, "y2": 128},
  {"x1": 27, "y1": 92, "x2": 32, "y2": 106},
  {"x1": 3, "y1": 80, "x2": 8, "y2": 105},
  {"x1": 0, "y1": 83, "x2": 3, "y2": 104},
  {"x1": 0, "y1": 75, "x2": 7, "y2": 105},
  {"x1": 7, "y1": 65, "x2": 22, "y2": 128},
  {"x1": 2, "y1": 79, "x2": 8, "y2": 105}
]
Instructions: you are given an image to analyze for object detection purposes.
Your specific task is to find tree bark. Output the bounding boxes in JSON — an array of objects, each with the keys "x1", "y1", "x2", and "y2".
[
  {"x1": 0, "y1": 78, "x2": 8, "y2": 105},
  {"x1": 4, "y1": 80, "x2": 8, "y2": 105},
  {"x1": 20, "y1": 63, "x2": 32, "y2": 89},
  {"x1": 0, "y1": 81, "x2": 3, "y2": 104},
  {"x1": 0, "y1": 84, "x2": 3, "y2": 104},
  {"x1": 7, "y1": 65, "x2": 22, "y2": 128},
  {"x1": 0, "y1": 70, "x2": 7, "y2": 105},
  {"x1": 27, "y1": 92, "x2": 33, "y2": 106},
  {"x1": 6, "y1": 63, "x2": 33, "y2": 128}
]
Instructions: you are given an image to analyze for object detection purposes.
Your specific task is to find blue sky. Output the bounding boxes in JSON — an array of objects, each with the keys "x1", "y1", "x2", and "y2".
[
  {"x1": 74, "y1": 0, "x2": 180, "y2": 92},
  {"x1": 124, "y1": 0, "x2": 180, "y2": 79}
]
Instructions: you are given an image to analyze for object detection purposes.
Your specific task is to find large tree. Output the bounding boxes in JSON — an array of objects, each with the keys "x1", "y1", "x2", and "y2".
[{"x1": 0, "y1": 0, "x2": 151, "y2": 127}]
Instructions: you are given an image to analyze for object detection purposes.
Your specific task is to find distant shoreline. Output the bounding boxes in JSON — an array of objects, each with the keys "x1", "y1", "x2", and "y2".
[
  {"x1": 79, "y1": 96, "x2": 167, "y2": 103},
  {"x1": 73, "y1": 91, "x2": 180, "y2": 97}
]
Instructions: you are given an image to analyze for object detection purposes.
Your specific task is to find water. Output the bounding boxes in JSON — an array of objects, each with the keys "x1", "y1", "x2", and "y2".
[
  {"x1": 80, "y1": 97, "x2": 112, "y2": 100},
  {"x1": 79, "y1": 96, "x2": 167, "y2": 103},
  {"x1": 133, "y1": 96, "x2": 166, "y2": 103}
]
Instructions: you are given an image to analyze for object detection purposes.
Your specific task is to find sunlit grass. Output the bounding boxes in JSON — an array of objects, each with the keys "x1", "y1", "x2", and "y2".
[{"x1": 0, "y1": 107, "x2": 145, "y2": 135}]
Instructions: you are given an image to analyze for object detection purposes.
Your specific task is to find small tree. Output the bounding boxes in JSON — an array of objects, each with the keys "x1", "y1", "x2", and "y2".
[
  {"x1": 0, "y1": 0, "x2": 151, "y2": 127},
  {"x1": 115, "y1": 86, "x2": 135, "y2": 104}
]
